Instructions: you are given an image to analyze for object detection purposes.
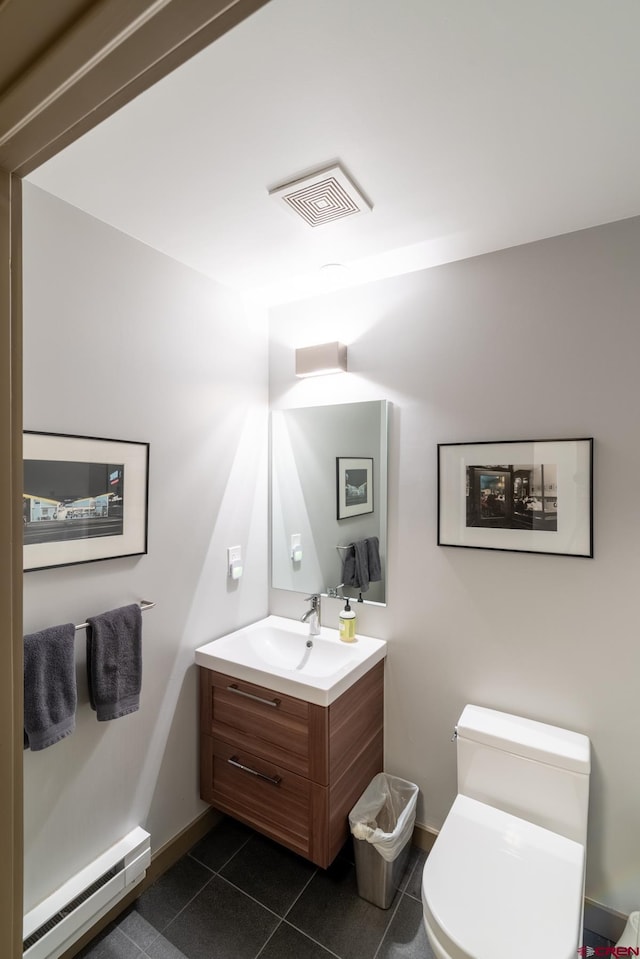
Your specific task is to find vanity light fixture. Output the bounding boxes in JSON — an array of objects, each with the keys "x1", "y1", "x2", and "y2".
[{"x1": 295, "y1": 342, "x2": 348, "y2": 377}]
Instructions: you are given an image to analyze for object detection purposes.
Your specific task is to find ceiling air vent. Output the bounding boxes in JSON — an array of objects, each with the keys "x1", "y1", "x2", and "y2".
[{"x1": 269, "y1": 163, "x2": 372, "y2": 227}]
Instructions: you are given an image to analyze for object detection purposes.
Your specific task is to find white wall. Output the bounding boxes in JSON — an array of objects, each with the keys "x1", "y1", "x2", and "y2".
[
  {"x1": 269, "y1": 215, "x2": 640, "y2": 917},
  {"x1": 22, "y1": 184, "x2": 269, "y2": 911}
]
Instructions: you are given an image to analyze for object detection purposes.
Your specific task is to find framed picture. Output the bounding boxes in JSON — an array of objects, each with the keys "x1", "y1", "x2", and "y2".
[
  {"x1": 438, "y1": 438, "x2": 593, "y2": 557},
  {"x1": 337, "y1": 457, "x2": 374, "y2": 520},
  {"x1": 23, "y1": 431, "x2": 149, "y2": 572}
]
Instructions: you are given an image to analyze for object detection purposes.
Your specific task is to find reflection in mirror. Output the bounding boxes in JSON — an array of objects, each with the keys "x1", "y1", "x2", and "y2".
[{"x1": 271, "y1": 400, "x2": 389, "y2": 605}]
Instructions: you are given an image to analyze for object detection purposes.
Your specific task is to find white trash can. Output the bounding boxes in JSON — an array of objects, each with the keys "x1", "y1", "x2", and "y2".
[{"x1": 349, "y1": 772, "x2": 419, "y2": 909}]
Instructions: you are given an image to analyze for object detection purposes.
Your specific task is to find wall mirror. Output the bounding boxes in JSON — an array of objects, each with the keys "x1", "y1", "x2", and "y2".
[{"x1": 271, "y1": 400, "x2": 389, "y2": 605}]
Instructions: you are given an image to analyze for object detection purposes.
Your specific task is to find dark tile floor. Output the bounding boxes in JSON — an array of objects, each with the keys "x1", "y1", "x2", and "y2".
[{"x1": 78, "y1": 816, "x2": 612, "y2": 959}]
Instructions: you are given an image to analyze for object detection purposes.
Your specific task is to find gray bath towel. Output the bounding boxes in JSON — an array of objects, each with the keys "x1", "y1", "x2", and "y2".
[
  {"x1": 24, "y1": 623, "x2": 77, "y2": 751},
  {"x1": 86, "y1": 604, "x2": 142, "y2": 721}
]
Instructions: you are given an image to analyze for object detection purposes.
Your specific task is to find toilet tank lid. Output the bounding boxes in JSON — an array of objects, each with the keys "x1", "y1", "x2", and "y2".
[{"x1": 457, "y1": 705, "x2": 591, "y2": 774}]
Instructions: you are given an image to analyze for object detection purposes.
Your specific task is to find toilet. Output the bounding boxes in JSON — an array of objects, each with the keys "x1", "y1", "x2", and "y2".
[{"x1": 422, "y1": 705, "x2": 590, "y2": 959}]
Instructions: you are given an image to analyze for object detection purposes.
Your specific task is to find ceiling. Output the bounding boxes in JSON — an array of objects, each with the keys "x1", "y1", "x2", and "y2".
[{"x1": 26, "y1": 0, "x2": 640, "y2": 305}]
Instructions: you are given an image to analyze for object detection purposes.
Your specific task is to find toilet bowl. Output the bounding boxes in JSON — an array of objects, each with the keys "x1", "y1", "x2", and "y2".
[{"x1": 422, "y1": 705, "x2": 590, "y2": 959}]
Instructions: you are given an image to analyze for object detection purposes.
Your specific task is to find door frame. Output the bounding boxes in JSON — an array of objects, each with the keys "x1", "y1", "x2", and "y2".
[{"x1": 0, "y1": 1, "x2": 270, "y2": 953}]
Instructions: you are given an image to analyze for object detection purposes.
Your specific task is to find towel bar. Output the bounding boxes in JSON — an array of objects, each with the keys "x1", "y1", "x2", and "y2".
[{"x1": 75, "y1": 600, "x2": 155, "y2": 631}]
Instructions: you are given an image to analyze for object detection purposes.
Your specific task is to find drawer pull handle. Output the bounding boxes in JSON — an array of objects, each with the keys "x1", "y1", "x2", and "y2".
[
  {"x1": 228, "y1": 756, "x2": 282, "y2": 786},
  {"x1": 227, "y1": 684, "x2": 281, "y2": 708}
]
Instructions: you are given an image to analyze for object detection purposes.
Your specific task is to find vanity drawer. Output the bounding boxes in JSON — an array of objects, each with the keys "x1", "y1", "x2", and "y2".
[
  {"x1": 200, "y1": 669, "x2": 320, "y2": 778},
  {"x1": 201, "y1": 735, "x2": 323, "y2": 859}
]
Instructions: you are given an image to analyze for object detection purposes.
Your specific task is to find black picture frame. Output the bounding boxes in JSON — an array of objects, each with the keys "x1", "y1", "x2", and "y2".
[
  {"x1": 23, "y1": 431, "x2": 149, "y2": 572},
  {"x1": 437, "y1": 438, "x2": 593, "y2": 557},
  {"x1": 336, "y1": 456, "x2": 374, "y2": 520}
]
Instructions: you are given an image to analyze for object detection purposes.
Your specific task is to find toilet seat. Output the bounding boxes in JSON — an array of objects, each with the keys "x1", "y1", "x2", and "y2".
[{"x1": 422, "y1": 795, "x2": 585, "y2": 959}]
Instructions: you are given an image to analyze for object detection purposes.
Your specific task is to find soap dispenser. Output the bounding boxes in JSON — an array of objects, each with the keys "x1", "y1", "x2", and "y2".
[{"x1": 339, "y1": 597, "x2": 357, "y2": 642}]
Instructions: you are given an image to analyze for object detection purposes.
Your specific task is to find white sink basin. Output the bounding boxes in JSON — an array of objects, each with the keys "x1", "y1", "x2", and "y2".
[{"x1": 195, "y1": 615, "x2": 387, "y2": 706}]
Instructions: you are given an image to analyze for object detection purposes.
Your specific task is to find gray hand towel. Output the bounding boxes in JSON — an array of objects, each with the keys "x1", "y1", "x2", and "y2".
[
  {"x1": 366, "y1": 536, "x2": 382, "y2": 583},
  {"x1": 86, "y1": 604, "x2": 142, "y2": 721},
  {"x1": 341, "y1": 536, "x2": 382, "y2": 593},
  {"x1": 353, "y1": 539, "x2": 372, "y2": 592},
  {"x1": 24, "y1": 623, "x2": 77, "y2": 751},
  {"x1": 342, "y1": 545, "x2": 357, "y2": 587}
]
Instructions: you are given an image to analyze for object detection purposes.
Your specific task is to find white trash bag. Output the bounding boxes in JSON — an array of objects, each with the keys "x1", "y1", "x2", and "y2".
[
  {"x1": 616, "y1": 911, "x2": 639, "y2": 949},
  {"x1": 349, "y1": 772, "x2": 419, "y2": 862}
]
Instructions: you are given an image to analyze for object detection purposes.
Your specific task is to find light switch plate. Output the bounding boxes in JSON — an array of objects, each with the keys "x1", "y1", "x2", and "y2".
[
  {"x1": 227, "y1": 545, "x2": 242, "y2": 574},
  {"x1": 291, "y1": 533, "x2": 302, "y2": 562}
]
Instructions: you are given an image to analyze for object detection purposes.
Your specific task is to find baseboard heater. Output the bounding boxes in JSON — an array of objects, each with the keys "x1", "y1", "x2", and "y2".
[{"x1": 23, "y1": 827, "x2": 150, "y2": 959}]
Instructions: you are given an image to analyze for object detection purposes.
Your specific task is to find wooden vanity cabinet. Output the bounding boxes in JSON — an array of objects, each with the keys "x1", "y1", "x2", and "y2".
[{"x1": 199, "y1": 661, "x2": 384, "y2": 868}]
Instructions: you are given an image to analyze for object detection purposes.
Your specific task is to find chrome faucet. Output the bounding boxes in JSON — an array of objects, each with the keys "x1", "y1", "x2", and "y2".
[{"x1": 301, "y1": 594, "x2": 321, "y2": 636}]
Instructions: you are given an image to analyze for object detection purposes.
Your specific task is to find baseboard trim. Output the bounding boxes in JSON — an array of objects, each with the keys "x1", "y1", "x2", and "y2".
[
  {"x1": 58, "y1": 807, "x2": 222, "y2": 959},
  {"x1": 412, "y1": 821, "x2": 437, "y2": 855},
  {"x1": 583, "y1": 899, "x2": 628, "y2": 944},
  {"x1": 412, "y1": 822, "x2": 627, "y2": 944}
]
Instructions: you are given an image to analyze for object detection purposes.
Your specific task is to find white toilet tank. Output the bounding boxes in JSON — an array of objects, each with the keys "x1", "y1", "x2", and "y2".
[{"x1": 456, "y1": 705, "x2": 590, "y2": 845}]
